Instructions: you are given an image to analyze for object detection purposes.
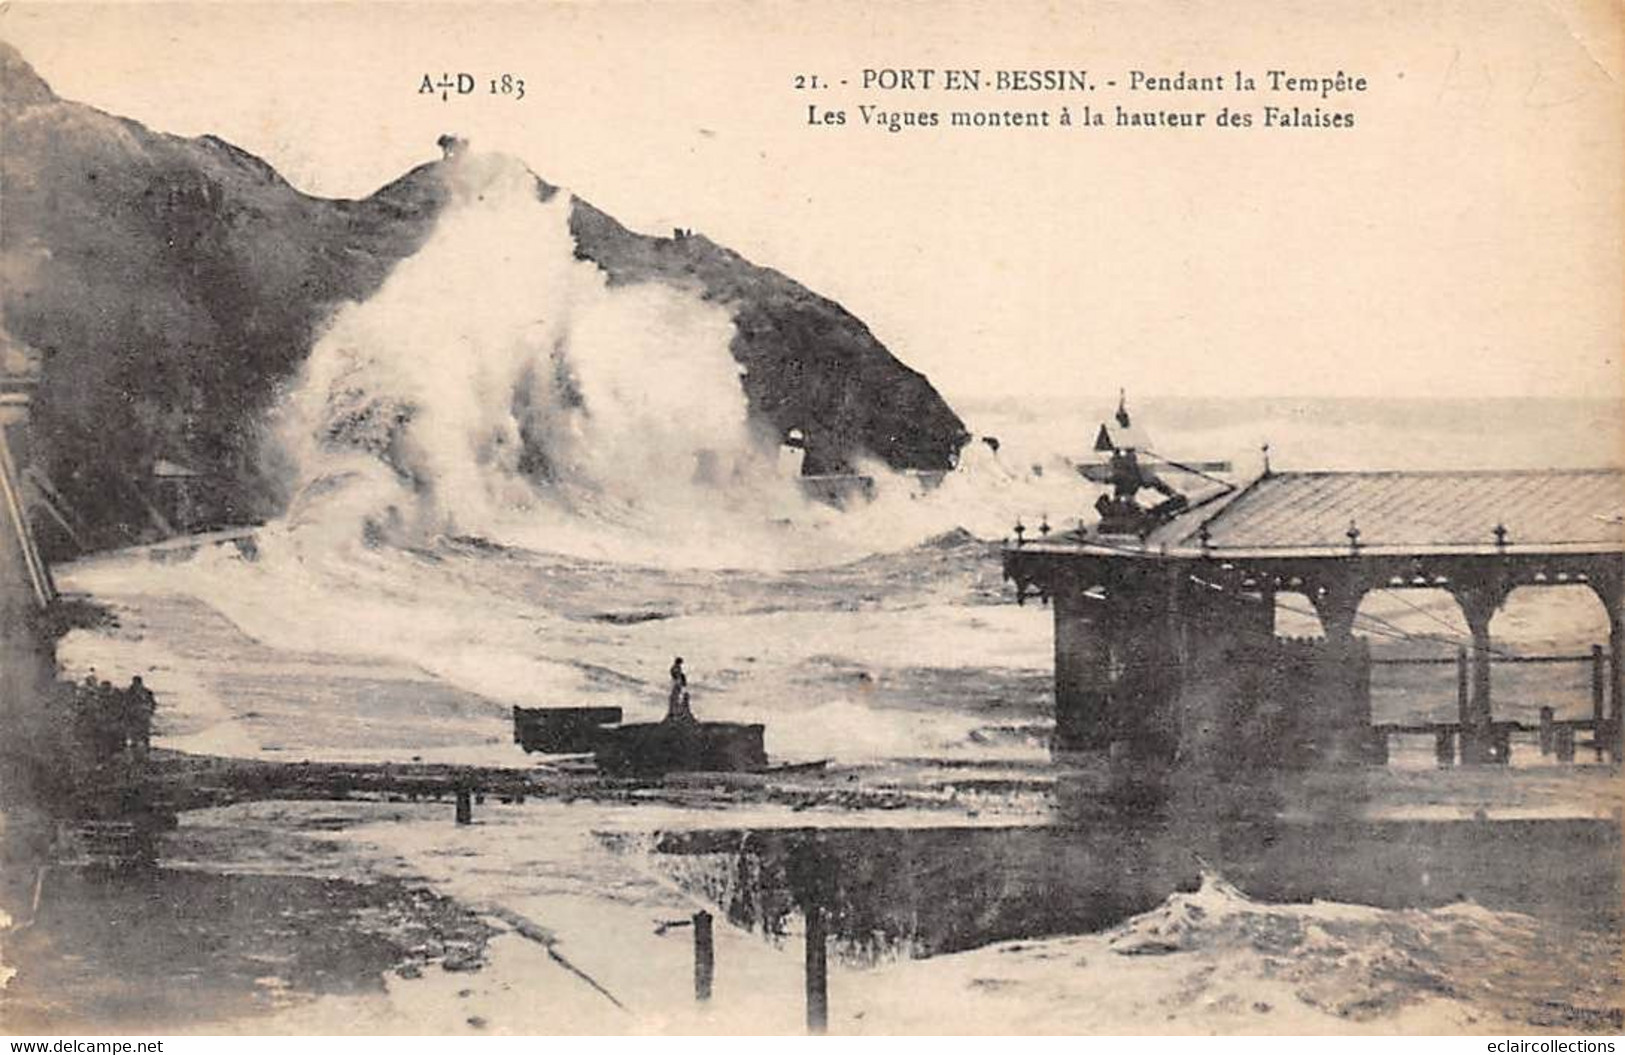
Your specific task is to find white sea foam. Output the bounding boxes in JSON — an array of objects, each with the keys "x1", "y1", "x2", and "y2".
[
  {"x1": 258, "y1": 150, "x2": 1096, "y2": 572},
  {"x1": 52, "y1": 150, "x2": 1623, "y2": 767}
]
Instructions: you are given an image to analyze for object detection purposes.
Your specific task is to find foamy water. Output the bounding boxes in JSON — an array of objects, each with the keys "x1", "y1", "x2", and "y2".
[
  {"x1": 51, "y1": 148, "x2": 1624, "y2": 769},
  {"x1": 262, "y1": 151, "x2": 1095, "y2": 570}
]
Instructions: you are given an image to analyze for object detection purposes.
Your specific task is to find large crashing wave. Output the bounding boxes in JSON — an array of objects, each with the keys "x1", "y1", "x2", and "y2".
[
  {"x1": 273, "y1": 153, "x2": 822, "y2": 566},
  {"x1": 48, "y1": 152, "x2": 1073, "y2": 763},
  {"x1": 269, "y1": 151, "x2": 1089, "y2": 569}
]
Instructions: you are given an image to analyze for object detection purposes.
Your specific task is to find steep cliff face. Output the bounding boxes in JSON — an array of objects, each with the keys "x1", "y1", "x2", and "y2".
[
  {"x1": 0, "y1": 44, "x2": 968, "y2": 551},
  {"x1": 565, "y1": 205, "x2": 967, "y2": 478}
]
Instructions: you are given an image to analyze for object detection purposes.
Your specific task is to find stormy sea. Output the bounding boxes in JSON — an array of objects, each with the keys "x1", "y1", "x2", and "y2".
[{"x1": 28, "y1": 154, "x2": 1623, "y2": 1034}]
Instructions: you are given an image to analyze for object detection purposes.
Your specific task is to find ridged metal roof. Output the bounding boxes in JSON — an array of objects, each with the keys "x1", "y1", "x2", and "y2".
[{"x1": 1168, "y1": 469, "x2": 1624, "y2": 553}]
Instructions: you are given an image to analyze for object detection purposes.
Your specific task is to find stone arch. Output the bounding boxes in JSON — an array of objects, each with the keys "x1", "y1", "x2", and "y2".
[
  {"x1": 1490, "y1": 582, "x2": 1610, "y2": 650},
  {"x1": 1271, "y1": 590, "x2": 1324, "y2": 638},
  {"x1": 1354, "y1": 587, "x2": 1468, "y2": 648},
  {"x1": 1489, "y1": 583, "x2": 1612, "y2": 724},
  {"x1": 1353, "y1": 587, "x2": 1468, "y2": 726}
]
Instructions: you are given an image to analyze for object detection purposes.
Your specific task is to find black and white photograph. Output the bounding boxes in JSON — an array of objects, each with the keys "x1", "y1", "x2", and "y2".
[{"x1": 0, "y1": 0, "x2": 1621, "y2": 1038}]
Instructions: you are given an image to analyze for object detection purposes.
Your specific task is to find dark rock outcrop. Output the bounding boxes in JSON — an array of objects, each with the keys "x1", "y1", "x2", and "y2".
[{"x1": 0, "y1": 43, "x2": 968, "y2": 551}]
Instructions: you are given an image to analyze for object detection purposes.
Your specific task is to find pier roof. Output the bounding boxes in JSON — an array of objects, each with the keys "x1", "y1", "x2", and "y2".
[{"x1": 1157, "y1": 468, "x2": 1624, "y2": 557}]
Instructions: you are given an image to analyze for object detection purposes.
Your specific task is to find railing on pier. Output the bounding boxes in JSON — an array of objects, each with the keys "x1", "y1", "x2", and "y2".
[{"x1": 1369, "y1": 644, "x2": 1616, "y2": 764}]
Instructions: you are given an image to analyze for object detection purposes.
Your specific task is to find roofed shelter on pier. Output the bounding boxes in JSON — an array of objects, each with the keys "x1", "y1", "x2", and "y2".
[{"x1": 1004, "y1": 466, "x2": 1624, "y2": 768}]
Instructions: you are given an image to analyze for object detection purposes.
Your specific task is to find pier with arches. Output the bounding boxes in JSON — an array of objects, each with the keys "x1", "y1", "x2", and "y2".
[{"x1": 1005, "y1": 466, "x2": 1624, "y2": 768}]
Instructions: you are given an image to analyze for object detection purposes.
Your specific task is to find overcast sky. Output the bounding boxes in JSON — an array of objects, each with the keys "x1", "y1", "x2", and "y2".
[{"x1": 4, "y1": 1, "x2": 1621, "y2": 406}]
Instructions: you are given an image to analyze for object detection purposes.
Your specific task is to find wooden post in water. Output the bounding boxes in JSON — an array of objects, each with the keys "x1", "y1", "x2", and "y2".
[
  {"x1": 1592, "y1": 644, "x2": 1606, "y2": 760},
  {"x1": 1555, "y1": 725, "x2": 1577, "y2": 763},
  {"x1": 1490, "y1": 724, "x2": 1512, "y2": 765},
  {"x1": 1434, "y1": 727, "x2": 1456, "y2": 767},
  {"x1": 1539, "y1": 707, "x2": 1555, "y2": 755},
  {"x1": 804, "y1": 903, "x2": 828, "y2": 1034},
  {"x1": 693, "y1": 910, "x2": 714, "y2": 1002},
  {"x1": 455, "y1": 786, "x2": 473, "y2": 825},
  {"x1": 1455, "y1": 646, "x2": 1470, "y2": 730}
]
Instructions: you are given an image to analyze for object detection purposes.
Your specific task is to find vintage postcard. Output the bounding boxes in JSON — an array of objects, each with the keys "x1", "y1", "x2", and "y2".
[{"x1": 1, "y1": 0, "x2": 1621, "y2": 1038}]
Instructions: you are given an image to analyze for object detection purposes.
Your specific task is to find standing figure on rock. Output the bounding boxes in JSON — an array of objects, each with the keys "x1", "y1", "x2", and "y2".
[{"x1": 666, "y1": 657, "x2": 695, "y2": 723}]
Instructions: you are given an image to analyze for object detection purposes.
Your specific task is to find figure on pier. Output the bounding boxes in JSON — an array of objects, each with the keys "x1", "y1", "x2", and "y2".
[{"x1": 1092, "y1": 392, "x2": 1188, "y2": 536}]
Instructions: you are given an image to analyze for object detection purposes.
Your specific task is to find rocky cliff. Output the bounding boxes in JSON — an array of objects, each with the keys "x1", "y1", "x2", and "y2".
[{"x1": 0, "y1": 43, "x2": 968, "y2": 552}]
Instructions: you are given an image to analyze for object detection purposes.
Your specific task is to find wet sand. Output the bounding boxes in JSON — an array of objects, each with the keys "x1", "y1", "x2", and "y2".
[
  {"x1": 15, "y1": 536, "x2": 1618, "y2": 1035},
  {"x1": 0, "y1": 832, "x2": 493, "y2": 1034}
]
